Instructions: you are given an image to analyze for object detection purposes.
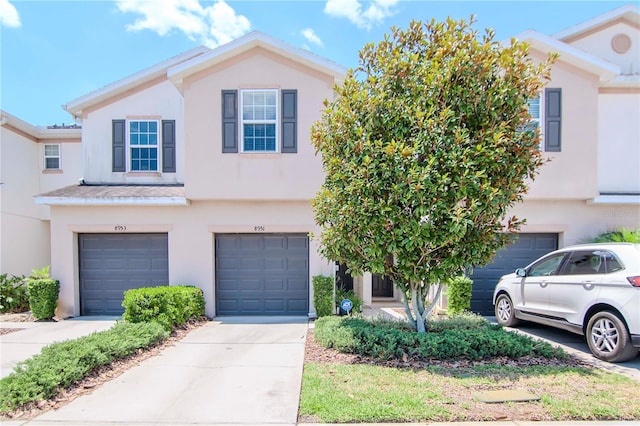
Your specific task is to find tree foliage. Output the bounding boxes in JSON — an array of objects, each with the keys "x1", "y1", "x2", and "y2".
[{"x1": 311, "y1": 18, "x2": 555, "y2": 331}]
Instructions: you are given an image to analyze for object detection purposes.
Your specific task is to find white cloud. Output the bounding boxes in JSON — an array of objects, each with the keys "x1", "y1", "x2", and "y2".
[
  {"x1": 116, "y1": 0, "x2": 250, "y2": 48},
  {"x1": 0, "y1": 0, "x2": 21, "y2": 28},
  {"x1": 301, "y1": 28, "x2": 323, "y2": 47},
  {"x1": 324, "y1": 0, "x2": 398, "y2": 30}
]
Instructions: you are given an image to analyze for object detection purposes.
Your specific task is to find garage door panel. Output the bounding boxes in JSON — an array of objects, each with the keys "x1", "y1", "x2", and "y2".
[
  {"x1": 265, "y1": 279, "x2": 285, "y2": 290},
  {"x1": 79, "y1": 233, "x2": 168, "y2": 316},
  {"x1": 470, "y1": 233, "x2": 558, "y2": 315},
  {"x1": 264, "y1": 236, "x2": 286, "y2": 249},
  {"x1": 215, "y1": 234, "x2": 309, "y2": 316}
]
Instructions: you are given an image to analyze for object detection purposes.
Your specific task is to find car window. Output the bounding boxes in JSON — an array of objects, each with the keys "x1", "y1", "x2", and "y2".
[
  {"x1": 527, "y1": 253, "x2": 566, "y2": 277},
  {"x1": 561, "y1": 250, "x2": 601, "y2": 275},
  {"x1": 595, "y1": 250, "x2": 624, "y2": 273}
]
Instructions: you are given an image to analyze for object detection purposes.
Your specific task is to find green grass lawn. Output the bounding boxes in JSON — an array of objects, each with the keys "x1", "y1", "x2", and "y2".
[{"x1": 299, "y1": 362, "x2": 640, "y2": 422}]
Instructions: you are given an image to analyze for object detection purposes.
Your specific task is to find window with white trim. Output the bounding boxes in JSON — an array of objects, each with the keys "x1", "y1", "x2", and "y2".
[
  {"x1": 129, "y1": 120, "x2": 159, "y2": 171},
  {"x1": 522, "y1": 93, "x2": 541, "y2": 134},
  {"x1": 44, "y1": 144, "x2": 60, "y2": 170},
  {"x1": 241, "y1": 89, "x2": 278, "y2": 152}
]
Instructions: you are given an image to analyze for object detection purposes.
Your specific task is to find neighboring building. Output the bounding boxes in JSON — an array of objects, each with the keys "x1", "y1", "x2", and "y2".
[
  {"x1": 19, "y1": 5, "x2": 640, "y2": 318},
  {"x1": 35, "y1": 33, "x2": 346, "y2": 318},
  {"x1": 468, "y1": 4, "x2": 640, "y2": 314},
  {"x1": 0, "y1": 111, "x2": 81, "y2": 277}
]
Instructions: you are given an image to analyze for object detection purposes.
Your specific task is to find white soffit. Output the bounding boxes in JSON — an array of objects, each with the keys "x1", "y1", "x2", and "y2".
[
  {"x1": 588, "y1": 195, "x2": 640, "y2": 205},
  {"x1": 552, "y1": 4, "x2": 640, "y2": 42},
  {"x1": 515, "y1": 30, "x2": 621, "y2": 82},
  {"x1": 0, "y1": 109, "x2": 81, "y2": 139},
  {"x1": 167, "y1": 31, "x2": 347, "y2": 92},
  {"x1": 33, "y1": 196, "x2": 190, "y2": 206},
  {"x1": 63, "y1": 46, "x2": 210, "y2": 117}
]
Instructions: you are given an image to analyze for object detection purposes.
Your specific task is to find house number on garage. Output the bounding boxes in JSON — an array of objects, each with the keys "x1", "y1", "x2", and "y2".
[
  {"x1": 254, "y1": 225, "x2": 265, "y2": 232},
  {"x1": 114, "y1": 225, "x2": 127, "y2": 231}
]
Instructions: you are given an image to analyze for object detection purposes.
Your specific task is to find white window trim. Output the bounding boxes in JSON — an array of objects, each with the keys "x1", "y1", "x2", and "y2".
[
  {"x1": 127, "y1": 119, "x2": 160, "y2": 172},
  {"x1": 240, "y1": 89, "x2": 279, "y2": 153},
  {"x1": 528, "y1": 92, "x2": 546, "y2": 151},
  {"x1": 43, "y1": 143, "x2": 61, "y2": 170}
]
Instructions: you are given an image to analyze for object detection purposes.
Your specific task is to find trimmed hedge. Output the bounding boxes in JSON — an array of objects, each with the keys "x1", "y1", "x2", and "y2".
[
  {"x1": 313, "y1": 275, "x2": 334, "y2": 318},
  {"x1": 27, "y1": 278, "x2": 59, "y2": 320},
  {"x1": 314, "y1": 315, "x2": 565, "y2": 361},
  {"x1": 0, "y1": 321, "x2": 169, "y2": 412},
  {"x1": 446, "y1": 276, "x2": 473, "y2": 315},
  {"x1": 122, "y1": 285, "x2": 205, "y2": 331}
]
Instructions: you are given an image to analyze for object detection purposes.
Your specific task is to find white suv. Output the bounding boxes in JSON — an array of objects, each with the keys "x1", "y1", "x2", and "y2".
[{"x1": 493, "y1": 243, "x2": 640, "y2": 363}]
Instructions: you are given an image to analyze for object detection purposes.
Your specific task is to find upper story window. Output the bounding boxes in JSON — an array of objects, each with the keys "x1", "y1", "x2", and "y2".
[
  {"x1": 526, "y1": 94, "x2": 541, "y2": 132},
  {"x1": 44, "y1": 144, "x2": 60, "y2": 170},
  {"x1": 221, "y1": 89, "x2": 297, "y2": 154},
  {"x1": 241, "y1": 89, "x2": 278, "y2": 152},
  {"x1": 520, "y1": 89, "x2": 561, "y2": 153},
  {"x1": 129, "y1": 120, "x2": 159, "y2": 171}
]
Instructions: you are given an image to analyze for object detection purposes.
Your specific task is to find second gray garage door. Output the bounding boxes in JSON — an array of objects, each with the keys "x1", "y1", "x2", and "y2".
[
  {"x1": 470, "y1": 233, "x2": 558, "y2": 315},
  {"x1": 79, "y1": 233, "x2": 169, "y2": 316},
  {"x1": 215, "y1": 234, "x2": 309, "y2": 316}
]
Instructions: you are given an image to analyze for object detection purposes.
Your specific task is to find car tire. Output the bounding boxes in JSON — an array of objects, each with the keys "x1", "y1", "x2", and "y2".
[
  {"x1": 586, "y1": 311, "x2": 638, "y2": 363},
  {"x1": 495, "y1": 293, "x2": 520, "y2": 327}
]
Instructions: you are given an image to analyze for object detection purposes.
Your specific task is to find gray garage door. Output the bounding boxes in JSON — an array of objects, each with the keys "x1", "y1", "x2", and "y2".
[
  {"x1": 470, "y1": 233, "x2": 558, "y2": 315},
  {"x1": 79, "y1": 233, "x2": 169, "y2": 316},
  {"x1": 215, "y1": 234, "x2": 309, "y2": 316}
]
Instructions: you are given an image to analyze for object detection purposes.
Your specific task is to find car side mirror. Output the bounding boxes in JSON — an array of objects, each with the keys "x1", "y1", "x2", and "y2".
[{"x1": 515, "y1": 268, "x2": 527, "y2": 277}]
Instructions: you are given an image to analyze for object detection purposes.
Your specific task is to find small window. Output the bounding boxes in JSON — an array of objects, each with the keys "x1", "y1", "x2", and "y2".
[
  {"x1": 521, "y1": 94, "x2": 541, "y2": 136},
  {"x1": 528, "y1": 253, "x2": 566, "y2": 277},
  {"x1": 241, "y1": 89, "x2": 277, "y2": 152},
  {"x1": 129, "y1": 120, "x2": 158, "y2": 171},
  {"x1": 44, "y1": 144, "x2": 60, "y2": 170}
]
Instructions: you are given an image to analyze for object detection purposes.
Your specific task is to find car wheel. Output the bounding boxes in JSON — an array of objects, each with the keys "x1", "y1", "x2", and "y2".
[
  {"x1": 586, "y1": 311, "x2": 638, "y2": 363},
  {"x1": 495, "y1": 294, "x2": 520, "y2": 327}
]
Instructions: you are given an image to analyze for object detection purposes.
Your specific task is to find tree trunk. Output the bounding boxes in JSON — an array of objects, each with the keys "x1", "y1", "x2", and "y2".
[
  {"x1": 411, "y1": 287, "x2": 426, "y2": 333},
  {"x1": 401, "y1": 290, "x2": 417, "y2": 329},
  {"x1": 404, "y1": 281, "x2": 444, "y2": 333}
]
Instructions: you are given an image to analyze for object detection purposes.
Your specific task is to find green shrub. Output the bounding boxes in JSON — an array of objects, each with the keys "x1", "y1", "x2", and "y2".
[
  {"x1": 27, "y1": 278, "x2": 59, "y2": 320},
  {"x1": 314, "y1": 315, "x2": 565, "y2": 361},
  {"x1": 313, "y1": 275, "x2": 334, "y2": 318},
  {"x1": 336, "y1": 288, "x2": 362, "y2": 314},
  {"x1": 446, "y1": 276, "x2": 473, "y2": 315},
  {"x1": 588, "y1": 227, "x2": 640, "y2": 244},
  {"x1": 122, "y1": 285, "x2": 205, "y2": 331},
  {"x1": 0, "y1": 274, "x2": 29, "y2": 313},
  {"x1": 0, "y1": 321, "x2": 168, "y2": 412}
]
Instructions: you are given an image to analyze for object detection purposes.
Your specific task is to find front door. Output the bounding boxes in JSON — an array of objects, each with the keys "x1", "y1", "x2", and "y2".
[{"x1": 372, "y1": 274, "x2": 393, "y2": 297}]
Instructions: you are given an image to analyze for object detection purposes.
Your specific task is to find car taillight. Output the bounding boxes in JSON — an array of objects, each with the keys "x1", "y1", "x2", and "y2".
[{"x1": 628, "y1": 276, "x2": 640, "y2": 287}]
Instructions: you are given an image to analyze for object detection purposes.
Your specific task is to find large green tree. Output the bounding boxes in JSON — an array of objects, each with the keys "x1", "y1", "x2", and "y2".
[{"x1": 311, "y1": 18, "x2": 556, "y2": 332}]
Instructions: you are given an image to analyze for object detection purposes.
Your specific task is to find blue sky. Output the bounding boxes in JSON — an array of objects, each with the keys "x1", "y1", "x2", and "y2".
[{"x1": 0, "y1": 0, "x2": 631, "y2": 126}]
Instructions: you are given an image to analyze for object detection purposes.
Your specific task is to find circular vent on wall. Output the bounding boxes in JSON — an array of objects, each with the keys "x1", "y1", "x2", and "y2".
[{"x1": 611, "y1": 33, "x2": 632, "y2": 54}]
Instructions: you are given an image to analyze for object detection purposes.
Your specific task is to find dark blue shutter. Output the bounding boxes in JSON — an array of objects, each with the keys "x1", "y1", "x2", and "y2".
[
  {"x1": 545, "y1": 88, "x2": 561, "y2": 152},
  {"x1": 281, "y1": 89, "x2": 297, "y2": 153},
  {"x1": 162, "y1": 120, "x2": 176, "y2": 173},
  {"x1": 222, "y1": 90, "x2": 238, "y2": 153},
  {"x1": 112, "y1": 119, "x2": 126, "y2": 172}
]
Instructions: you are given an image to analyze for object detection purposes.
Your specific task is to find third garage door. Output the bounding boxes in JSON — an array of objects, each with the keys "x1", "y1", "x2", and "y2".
[
  {"x1": 470, "y1": 233, "x2": 558, "y2": 315},
  {"x1": 215, "y1": 234, "x2": 309, "y2": 316}
]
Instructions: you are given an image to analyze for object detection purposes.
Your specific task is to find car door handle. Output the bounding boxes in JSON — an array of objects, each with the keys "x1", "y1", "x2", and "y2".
[
  {"x1": 539, "y1": 281, "x2": 548, "y2": 288},
  {"x1": 582, "y1": 281, "x2": 595, "y2": 290}
]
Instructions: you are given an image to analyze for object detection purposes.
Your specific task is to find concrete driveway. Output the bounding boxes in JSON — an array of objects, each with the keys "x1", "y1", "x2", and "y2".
[
  {"x1": 22, "y1": 316, "x2": 308, "y2": 426},
  {"x1": 497, "y1": 319, "x2": 640, "y2": 381}
]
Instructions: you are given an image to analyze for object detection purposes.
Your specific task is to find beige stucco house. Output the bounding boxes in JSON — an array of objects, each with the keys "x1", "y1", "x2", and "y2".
[
  {"x1": 466, "y1": 4, "x2": 640, "y2": 313},
  {"x1": 33, "y1": 33, "x2": 345, "y2": 318},
  {"x1": 0, "y1": 111, "x2": 81, "y2": 277},
  {"x1": 12, "y1": 4, "x2": 639, "y2": 319}
]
